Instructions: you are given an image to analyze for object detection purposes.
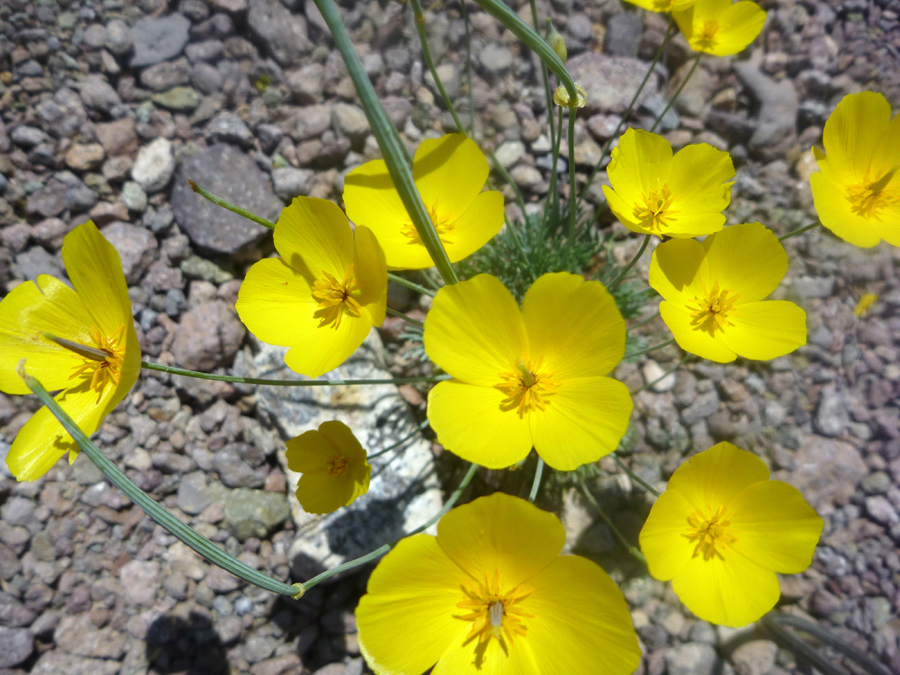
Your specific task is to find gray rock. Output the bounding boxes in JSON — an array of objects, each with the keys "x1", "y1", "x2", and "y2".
[
  {"x1": 171, "y1": 300, "x2": 246, "y2": 371},
  {"x1": 118, "y1": 560, "x2": 159, "y2": 606},
  {"x1": 331, "y1": 103, "x2": 370, "y2": 146},
  {"x1": 171, "y1": 143, "x2": 281, "y2": 254},
  {"x1": 101, "y1": 222, "x2": 157, "y2": 284},
  {"x1": 0, "y1": 591, "x2": 36, "y2": 627},
  {"x1": 121, "y1": 181, "x2": 148, "y2": 212},
  {"x1": 290, "y1": 104, "x2": 331, "y2": 142},
  {"x1": 151, "y1": 86, "x2": 202, "y2": 111},
  {"x1": 479, "y1": 43, "x2": 513, "y2": 78},
  {"x1": 272, "y1": 167, "x2": 314, "y2": 201},
  {"x1": 31, "y1": 652, "x2": 120, "y2": 675},
  {"x1": 95, "y1": 118, "x2": 138, "y2": 157},
  {"x1": 104, "y1": 19, "x2": 133, "y2": 56},
  {"x1": 131, "y1": 137, "x2": 176, "y2": 194},
  {"x1": 494, "y1": 140, "x2": 525, "y2": 168},
  {"x1": 15, "y1": 247, "x2": 65, "y2": 282},
  {"x1": 65, "y1": 143, "x2": 105, "y2": 172},
  {"x1": 206, "y1": 111, "x2": 254, "y2": 148},
  {"x1": 0, "y1": 626, "x2": 33, "y2": 668},
  {"x1": 247, "y1": 0, "x2": 312, "y2": 67},
  {"x1": 25, "y1": 179, "x2": 67, "y2": 218},
  {"x1": 730, "y1": 639, "x2": 778, "y2": 675},
  {"x1": 665, "y1": 643, "x2": 720, "y2": 675},
  {"x1": 191, "y1": 62, "x2": 225, "y2": 94},
  {"x1": 568, "y1": 53, "x2": 659, "y2": 115},
  {"x1": 186, "y1": 39, "x2": 225, "y2": 64},
  {"x1": 207, "y1": 565, "x2": 244, "y2": 593},
  {"x1": 815, "y1": 385, "x2": 851, "y2": 437},
  {"x1": 37, "y1": 89, "x2": 87, "y2": 139},
  {"x1": 130, "y1": 14, "x2": 191, "y2": 68},
  {"x1": 865, "y1": 495, "x2": 899, "y2": 525},
  {"x1": 604, "y1": 12, "x2": 643, "y2": 57},
  {"x1": 286, "y1": 64, "x2": 325, "y2": 104},
  {"x1": 222, "y1": 488, "x2": 291, "y2": 541},
  {"x1": 257, "y1": 123, "x2": 285, "y2": 154},
  {"x1": 54, "y1": 615, "x2": 127, "y2": 659},
  {"x1": 424, "y1": 63, "x2": 460, "y2": 100},
  {"x1": 734, "y1": 55, "x2": 799, "y2": 161},
  {"x1": 78, "y1": 75, "x2": 121, "y2": 113},
  {"x1": 681, "y1": 390, "x2": 720, "y2": 425},
  {"x1": 213, "y1": 444, "x2": 266, "y2": 489},
  {"x1": 140, "y1": 58, "x2": 191, "y2": 91},
  {"x1": 784, "y1": 436, "x2": 867, "y2": 512},
  {"x1": 11, "y1": 125, "x2": 46, "y2": 148}
]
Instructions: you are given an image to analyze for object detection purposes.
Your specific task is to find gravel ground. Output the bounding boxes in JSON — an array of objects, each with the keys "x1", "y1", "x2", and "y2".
[{"x1": 0, "y1": 0, "x2": 898, "y2": 673}]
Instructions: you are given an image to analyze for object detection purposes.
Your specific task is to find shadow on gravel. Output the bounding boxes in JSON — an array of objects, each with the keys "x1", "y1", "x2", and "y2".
[{"x1": 145, "y1": 611, "x2": 228, "y2": 674}]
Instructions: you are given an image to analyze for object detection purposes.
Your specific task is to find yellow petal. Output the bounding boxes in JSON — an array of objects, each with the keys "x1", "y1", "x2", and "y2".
[
  {"x1": 723, "y1": 300, "x2": 806, "y2": 360},
  {"x1": 668, "y1": 442, "x2": 770, "y2": 512},
  {"x1": 640, "y1": 489, "x2": 698, "y2": 581},
  {"x1": 319, "y1": 419, "x2": 368, "y2": 466},
  {"x1": 436, "y1": 493, "x2": 564, "y2": 588},
  {"x1": 414, "y1": 134, "x2": 489, "y2": 227},
  {"x1": 821, "y1": 91, "x2": 893, "y2": 185},
  {"x1": 728, "y1": 480, "x2": 823, "y2": 574},
  {"x1": 671, "y1": 545, "x2": 780, "y2": 627},
  {"x1": 431, "y1": 635, "x2": 539, "y2": 675},
  {"x1": 810, "y1": 172, "x2": 883, "y2": 248},
  {"x1": 525, "y1": 556, "x2": 641, "y2": 675},
  {"x1": 440, "y1": 189, "x2": 504, "y2": 265},
  {"x1": 668, "y1": 143, "x2": 734, "y2": 236},
  {"x1": 285, "y1": 428, "x2": 332, "y2": 473},
  {"x1": 282, "y1": 314, "x2": 371, "y2": 379},
  {"x1": 626, "y1": 0, "x2": 700, "y2": 11},
  {"x1": 427, "y1": 380, "x2": 533, "y2": 469},
  {"x1": 648, "y1": 238, "x2": 708, "y2": 306},
  {"x1": 357, "y1": 534, "x2": 471, "y2": 675},
  {"x1": 353, "y1": 226, "x2": 388, "y2": 326},
  {"x1": 703, "y1": 223, "x2": 787, "y2": 303},
  {"x1": 274, "y1": 197, "x2": 354, "y2": 281},
  {"x1": 237, "y1": 258, "x2": 316, "y2": 346},
  {"x1": 424, "y1": 274, "x2": 527, "y2": 386},
  {"x1": 521, "y1": 272, "x2": 625, "y2": 380},
  {"x1": 706, "y1": 1, "x2": 766, "y2": 57},
  {"x1": 529, "y1": 377, "x2": 632, "y2": 471},
  {"x1": 295, "y1": 471, "x2": 353, "y2": 514},
  {"x1": 659, "y1": 301, "x2": 737, "y2": 363},
  {"x1": 602, "y1": 184, "x2": 646, "y2": 234},
  {"x1": 607, "y1": 129, "x2": 673, "y2": 208}
]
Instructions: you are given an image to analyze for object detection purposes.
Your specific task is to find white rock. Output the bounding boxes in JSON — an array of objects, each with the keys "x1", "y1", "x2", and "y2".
[{"x1": 131, "y1": 137, "x2": 175, "y2": 193}]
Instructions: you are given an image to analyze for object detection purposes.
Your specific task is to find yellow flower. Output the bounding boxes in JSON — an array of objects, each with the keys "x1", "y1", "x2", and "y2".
[
  {"x1": 357, "y1": 492, "x2": 641, "y2": 675},
  {"x1": 626, "y1": 0, "x2": 699, "y2": 12},
  {"x1": 424, "y1": 272, "x2": 632, "y2": 471},
  {"x1": 343, "y1": 133, "x2": 504, "y2": 270},
  {"x1": 673, "y1": 0, "x2": 766, "y2": 56},
  {"x1": 639, "y1": 442, "x2": 823, "y2": 627},
  {"x1": 853, "y1": 293, "x2": 878, "y2": 317},
  {"x1": 0, "y1": 221, "x2": 141, "y2": 481},
  {"x1": 649, "y1": 222, "x2": 806, "y2": 363},
  {"x1": 236, "y1": 197, "x2": 387, "y2": 379},
  {"x1": 285, "y1": 421, "x2": 370, "y2": 515},
  {"x1": 602, "y1": 128, "x2": 735, "y2": 238},
  {"x1": 809, "y1": 91, "x2": 900, "y2": 247}
]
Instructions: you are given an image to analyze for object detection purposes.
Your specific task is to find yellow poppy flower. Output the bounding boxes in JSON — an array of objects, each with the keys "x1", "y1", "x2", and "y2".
[
  {"x1": 424, "y1": 272, "x2": 632, "y2": 471},
  {"x1": 625, "y1": 0, "x2": 699, "y2": 13},
  {"x1": 602, "y1": 128, "x2": 735, "y2": 238},
  {"x1": 357, "y1": 492, "x2": 641, "y2": 675},
  {"x1": 672, "y1": 0, "x2": 766, "y2": 56},
  {"x1": 648, "y1": 222, "x2": 806, "y2": 363},
  {"x1": 0, "y1": 221, "x2": 141, "y2": 481},
  {"x1": 285, "y1": 420, "x2": 370, "y2": 515},
  {"x1": 343, "y1": 133, "x2": 504, "y2": 270},
  {"x1": 236, "y1": 197, "x2": 387, "y2": 379},
  {"x1": 809, "y1": 91, "x2": 900, "y2": 247},
  {"x1": 639, "y1": 442, "x2": 823, "y2": 627}
]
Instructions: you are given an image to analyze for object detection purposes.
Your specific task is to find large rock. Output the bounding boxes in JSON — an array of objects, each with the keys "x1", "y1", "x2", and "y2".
[
  {"x1": 734, "y1": 54, "x2": 799, "y2": 161},
  {"x1": 567, "y1": 53, "x2": 659, "y2": 115},
  {"x1": 780, "y1": 436, "x2": 868, "y2": 514},
  {"x1": 171, "y1": 300, "x2": 246, "y2": 371},
  {"x1": 130, "y1": 14, "x2": 191, "y2": 68},
  {"x1": 101, "y1": 222, "x2": 157, "y2": 284},
  {"x1": 234, "y1": 334, "x2": 443, "y2": 578},
  {"x1": 0, "y1": 626, "x2": 33, "y2": 668},
  {"x1": 247, "y1": 0, "x2": 312, "y2": 67},
  {"x1": 171, "y1": 143, "x2": 281, "y2": 255},
  {"x1": 222, "y1": 487, "x2": 291, "y2": 541}
]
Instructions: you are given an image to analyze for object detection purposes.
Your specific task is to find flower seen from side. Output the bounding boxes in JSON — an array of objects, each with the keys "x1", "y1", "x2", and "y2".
[
  {"x1": 672, "y1": 0, "x2": 766, "y2": 57},
  {"x1": 285, "y1": 420, "x2": 370, "y2": 515},
  {"x1": 235, "y1": 197, "x2": 387, "y2": 379},
  {"x1": 809, "y1": 91, "x2": 900, "y2": 248},
  {"x1": 602, "y1": 128, "x2": 735, "y2": 238},
  {"x1": 0, "y1": 221, "x2": 141, "y2": 481},
  {"x1": 357, "y1": 492, "x2": 641, "y2": 675},
  {"x1": 639, "y1": 442, "x2": 823, "y2": 626},
  {"x1": 424, "y1": 272, "x2": 632, "y2": 471},
  {"x1": 648, "y1": 222, "x2": 806, "y2": 363},
  {"x1": 343, "y1": 133, "x2": 504, "y2": 270}
]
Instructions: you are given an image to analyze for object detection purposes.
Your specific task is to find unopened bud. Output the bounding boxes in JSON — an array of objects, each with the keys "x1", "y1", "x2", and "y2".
[
  {"x1": 546, "y1": 22, "x2": 567, "y2": 62},
  {"x1": 553, "y1": 83, "x2": 587, "y2": 109}
]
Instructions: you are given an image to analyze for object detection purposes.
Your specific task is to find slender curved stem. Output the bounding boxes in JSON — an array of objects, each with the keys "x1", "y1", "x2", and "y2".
[
  {"x1": 367, "y1": 420, "x2": 430, "y2": 460},
  {"x1": 300, "y1": 463, "x2": 479, "y2": 590},
  {"x1": 566, "y1": 104, "x2": 577, "y2": 241},
  {"x1": 778, "y1": 221, "x2": 821, "y2": 241},
  {"x1": 546, "y1": 111, "x2": 565, "y2": 215},
  {"x1": 607, "y1": 235, "x2": 651, "y2": 291},
  {"x1": 578, "y1": 479, "x2": 646, "y2": 564},
  {"x1": 459, "y1": 0, "x2": 477, "y2": 137},
  {"x1": 388, "y1": 272, "x2": 437, "y2": 298},
  {"x1": 624, "y1": 337, "x2": 676, "y2": 360},
  {"x1": 610, "y1": 453, "x2": 660, "y2": 497},
  {"x1": 22, "y1": 370, "x2": 303, "y2": 599},
  {"x1": 141, "y1": 361, "x2": 448, "y2": 387},
  {"x1": 649, "y1": 53, "x2": 701, "y2": 134},
  {"x1": 189, "y1": 181, "x2": 277, "y2": 231},
  {"x1": 528, "y1": 0, "x2": 556, "y2": 152},
  {"x1": 386, "y1": 307, "x2": 424, "y2": 328},
  {"x1": 528, "y1": 458, "x2": 544, "y2": 503},
  {"x1": 627, "y1": 310, "x2": 661, "y2": 333}
]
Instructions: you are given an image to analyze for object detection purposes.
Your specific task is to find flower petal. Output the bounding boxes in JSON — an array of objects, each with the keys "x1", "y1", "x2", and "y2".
[
  {"x1": 521, "y1": 273, "x2": 625, "y2": 380},
  {"x1": 424, "y1": 274, "x2": 527, "y2": 386},
  {"x1": 285, "y1": 428, "x2": 332, "y2": 473},
  {"x1": 427, "y1": 380, "x2": 532, "y2": 469},
  {"x1": 708, "y1": 1, "x2": 766, "y2": 57},
  {"x1": 282, "y1": 315, "x2": 372, "y2": 379},
  {"x1": 353, "y1": 226, "x2": 388, "y2": 326},
  {"x1": 821, "y1": 91, "x2": 893, "y2": 185},
  {"x1": 668, "y1": 442, "x2": 770, "y2": 513},
  {"x1": 275, "y1": 197, "x2": 354, "y2": 282},
  {"x1": 295, "y1": 471, "x2": 353, "y2": 515},
  {"x1": 668, "y1": 143, "x2": 734, "y2": 235},
  {"x1": 236, "y1": 258, "x2": 316, "y2": 347},
  {"x1": 357, "y1": 534, "x2": 471, "y2": 675},
  {"x1": 414, "y1": 134, "x2": 489, "y2": 224},
  {"x1": 703, "y1": 223, "x2": 787, "y2": 303},
  {"x1": 648, "y1": 238, "x2": 708, "y2": 306},
  {"x1": 640, "y1": 489, "x2": 698, "y2": 581},
  {"x1": 602, "y1": 185, "x2": 644, "y2": 233},
  {"x1": 810, "y1": 172, "x2": 883, "y2": 247},
  {"x1": 529, "y1": 377, "x2": 632, "y2": 471},
  {"x1": 729, "y1": 480, "x2": 823, "y2": 574},
  {"x1": 437, "y1": 493, "x2": 565, "y2": 588},
  {"x1": 442, "y1": 190, "x2": 504, "y2": 264},
  {"x1": 723, "y1": 300, "x2": 806, "y2": 360},
  {"x1": 607, "y1": 129, "x2": 673, "y2": 208},
  {"x1": 659, "y1": 301, "x2": 737, "y2": 363}
]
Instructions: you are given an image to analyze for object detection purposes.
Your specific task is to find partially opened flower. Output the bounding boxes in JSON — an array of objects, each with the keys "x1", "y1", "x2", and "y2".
[
  {"x1": 285, "y1": 420, "x2": 370, "y2": 515},
  {"x1": 236, "y1": 197, "x2": 387, "y2": 378},
  {"x1": 625, "y1": 0, "x2": 699, "y2": 13},
  {"x1": 343, "y1": 133, "x2": 504, "y2": 270},
  {"x1": 602, "y1": 128, "x2": 735, "y2": 238},
  {"x1": 0, "y1": 221, "x2": 141, "y2": 481},
  {"x1": 673, "y1": 0, "x2": 766, "y2": 57},
  {"x1": 424, "y1": 272, "x2": 632, "y2": 471},
  {"x1": 357, "y1": 492, "x2": 641, "y2": 675},
  {"x1": 809, "y1": 91, "x2": 900, "y2": 247},
  {"x1": 649, "y1": 222, "x2": 806, "y2": 363},
  {"x1": 639, "y1": 442, "x2": 823, "y2": 627}
]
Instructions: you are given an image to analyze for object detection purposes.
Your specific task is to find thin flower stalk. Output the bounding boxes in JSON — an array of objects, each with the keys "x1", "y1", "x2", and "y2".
[{"x1": 649, "y1": 53, "x2": 701, "y2": 134}]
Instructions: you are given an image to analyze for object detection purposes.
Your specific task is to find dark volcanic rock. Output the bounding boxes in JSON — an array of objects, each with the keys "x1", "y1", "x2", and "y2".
[{"x1": 130, "y1": 14, "x2": 191, "y2": 68}]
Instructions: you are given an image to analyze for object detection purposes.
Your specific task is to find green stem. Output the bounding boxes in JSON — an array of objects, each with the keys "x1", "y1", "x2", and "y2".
[
  {"x1": 607, "y1": 235, "x2": 651, "y2": 291},
  {"x1": 21, "y1": 370, "x2": 302, "y2": 599},
  {"x1": 386, "y1": 307, "x2": 424, "y2": 328},
  {"x1": 314, "y1": 0, "x2": 458, "y2": 285},
  {"x1": 547, "y1": 111, "x2": 565, "y2": 215},
  {"x1": 610, "y1": 453, "x2": 660, "y2": 497},
  {"x1": 459, "y1": 0, "x2": 477, "y2": 137},
  {"x1": 528, "y1": 0, "x2": 556, "y2": 155},
  {"x1": 624, "y1": 337, "x2": 676, "y2": 360},
  {"x1": 649, "y1": 53, "x2": 701, "y2": 134},
  {"x1": 388, "y1": 272, "x2": 437, "y2": 298},
  {"x1": 778, "y1": 221, "x2": 821, "y2": 241},
  {"x1": 489, "y1": 150, "x2": 528, "y2": 215},
  {"x1": 189, "y1": 181, "x2": 277, "y2": 231},
  {"x1": 566, "y1": 103, "x2": 577, "y2": 242},
  {"x1": 301, "y1": 463, "x2": 479, "y2": 590},
  {"x1": 367, "y1": 420, "x2": 430, "y2": 460},
  {"x1": 577, "y1": 479, "x2": 646, "y2": 564},
  {"x1": 141, "y1": 361, "x2": 448, "y2": 387},
  {"x1": 528, "y1": 458, "x2": 544, "y2": 503},
  {"x1": 630, "y1": 353, "x2": 689, "y2": 396},
  {"x1": 627, "y1": 310, "x2": 661, "y2": 333}
]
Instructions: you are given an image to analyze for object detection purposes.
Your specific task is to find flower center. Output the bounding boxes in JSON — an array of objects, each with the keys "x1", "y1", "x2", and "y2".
[
  {"x1": 326, "y1": 455, "x2": 349, "y2": 476},
  {"x1": 846, "y1": 166, "x2": 899, "y2": 220},
  {"x1": 311, "y1": 264, "x2": 362, "y2": 329},
  {"x1": 495, "y1": 358, "x2": 560, "y2": 417},
  {"x1": 684, "y1": 505, "x2": 736, "y2": 561},
  {"x1": 686, "y1": 281, "x2": 739, "y2": 337},
  {"x1": 694, "y1": 19, "x2": 719, "y2": 50},
  {"x1": 456, "y1": 569, "x2": 533, "y2": 658},
  {"x1": 48, "y1": 325, "x2": 127, "y2": 396},
  {"x1": 401, "y1": 200, "x2": 454, "y2": 247},
  {"x1": 633, "y1": 185, "x2": 678, "y2": 234}
]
